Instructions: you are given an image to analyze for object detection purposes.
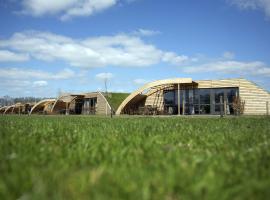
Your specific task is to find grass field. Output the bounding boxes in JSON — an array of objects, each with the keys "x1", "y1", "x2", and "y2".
[{"x1": 0, "y1": 116, "x2": 270, "y2": 200}]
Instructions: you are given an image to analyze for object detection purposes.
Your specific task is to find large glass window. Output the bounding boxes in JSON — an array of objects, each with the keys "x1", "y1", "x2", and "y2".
[
  {"x1": 163, "y1": 87, "x2": 238, "y2": 115},
  {"x1": 215, "y1": 89, "x2": 224, "y2": 104},
  {"x1": 199, "y1": 89, "x2": 211, "y2": 104},
  {"x1": 226, "y1": 88, "x2": 238, "y2": 103},
  {"x1": 195, "y1": 89, "x2": 211, "y2": 114},
  {"x1": 200, "y1": 105, "x2": 211, "y2": 114},
  {"x1": 164, "y1": 91, "x2": 175, "y2": 106},
  {"x1": 83, "y1": 98, "x2": 97, "y2": 114},
  {"x1": 212, "y1": 88, "x2": 238, "y2": 115},
  {"x1": 194, "y1": 89, "x2": 199, "y2": 104}
]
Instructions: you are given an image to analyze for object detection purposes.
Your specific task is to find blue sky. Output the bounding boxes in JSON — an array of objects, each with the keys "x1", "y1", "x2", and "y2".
[{"x1": 0, "y1": 0, "x2": 270, "y2": 97}]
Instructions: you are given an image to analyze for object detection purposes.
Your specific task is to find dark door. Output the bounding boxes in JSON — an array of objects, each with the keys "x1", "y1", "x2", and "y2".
[{"x1": 75, "y1": 99, "x2": 84, "y2": 114}]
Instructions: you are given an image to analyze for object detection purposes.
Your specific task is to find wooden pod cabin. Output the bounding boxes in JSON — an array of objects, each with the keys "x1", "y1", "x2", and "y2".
[{"x1": 116, "y1": 78, "x2": 270, "y2": 115}]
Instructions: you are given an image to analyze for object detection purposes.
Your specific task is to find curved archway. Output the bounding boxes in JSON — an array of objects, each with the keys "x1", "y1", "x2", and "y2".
[
  {"x1": 0, "y1": 106, "x2": 7, "y2": 114},
  {"x1": 4, "y1": 105, "x2": 15, "y2": 114},
  {"x1": 116, "y1": 78, "x2": 193, "y2": 115},
  {"x1": 51, "y1": 94, "x2": 79, "y2": 114},
  {"x1": 30, "y1": 99, "x2": 56, "y2": 115}
]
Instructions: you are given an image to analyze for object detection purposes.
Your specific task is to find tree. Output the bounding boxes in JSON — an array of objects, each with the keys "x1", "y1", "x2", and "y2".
[{"x1": 232, "y1": 96, "x2": 245, "y2": 115}]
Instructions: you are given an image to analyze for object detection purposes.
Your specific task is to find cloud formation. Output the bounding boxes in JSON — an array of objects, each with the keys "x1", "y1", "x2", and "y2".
[
  {"x1": 20, "y1": 0, "x2": 118, "y2": 20},
  {"x1": 0, "y1": 50, "x2": 29, "y2": 62},
  {"x1": 0, "y1": 67, "x2": 76, "y2": 80},
  {"x1": 33, "y1": 80, "x2": 48, "y2": 87},
  {"x1": 183, "y1": 60, "x2": 270, "y2": 77},
  {"x1": 223, "y1": 51, "x2": 235, "y2": 59},
  {"x1": 0, "y1": 30, "x2": 189, "y2": 68},
  {"x1": 228, "y1": 0, "x2": 270, "y2": 17},
  {"x1": 132, "y1": 29, "x2": 161, "y2": 36}
]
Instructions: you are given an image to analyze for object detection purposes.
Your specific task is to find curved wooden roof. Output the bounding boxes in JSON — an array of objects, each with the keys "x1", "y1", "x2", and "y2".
[
  {"x1": 0, "y1": 106, "x2": 8, "y2": 114},
  {"x1": 30, "y1": 99, "x2": 56, "y2": 114},
  {"x1": 115, "y1": 78, "x2": 193, "y2": 115},
  {"x1": 4, "y1": 105, "x2": 15, "y2": 114}
]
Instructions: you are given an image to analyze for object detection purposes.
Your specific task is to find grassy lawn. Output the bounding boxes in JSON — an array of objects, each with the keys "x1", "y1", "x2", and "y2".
[{"x1": 0, "y1": 116, "x2": 270, "y2": 200}]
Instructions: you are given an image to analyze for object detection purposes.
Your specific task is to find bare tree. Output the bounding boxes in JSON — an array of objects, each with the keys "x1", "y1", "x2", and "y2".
[{"x1": 232, "y1": 96, "x2": 245, "y2": 115}]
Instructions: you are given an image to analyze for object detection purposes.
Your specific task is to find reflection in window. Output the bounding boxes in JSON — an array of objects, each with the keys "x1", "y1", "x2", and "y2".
[
  {"x1": 199, "y1": 89, "x2": 210, "y2": 104},
  {"x1": 215, "y1": 89, "x2": 224, "y2": 103},
  {"x1": 200, "y1": 105, "x2": 210, "y2": 114},
  {"x1": 226, "y1": 88, "x2": 238, "y2": 103},
  {"x1": 194, "y1": 89, "x2": 199, "y2": 104},
  {"x1": 163, "y1": 87, "x2": 238, "y2": 115},
  {"x1": 164, "y1": 91, "x2": 175, "y2": 105},
  {"x1": 194, "y1": 105, "x2": 200, "y2": 114}
]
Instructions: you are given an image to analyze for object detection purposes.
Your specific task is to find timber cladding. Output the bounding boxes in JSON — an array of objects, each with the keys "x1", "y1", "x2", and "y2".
[
  {"x1": 196, "y1": 78, "x2": 270, "y2": 115},
  {"x1": 83, "y1": 92, "x2": 111, "y2": 115},
  {"x1": 144, "y1": 78, "x2": 270, "y2": 115}
]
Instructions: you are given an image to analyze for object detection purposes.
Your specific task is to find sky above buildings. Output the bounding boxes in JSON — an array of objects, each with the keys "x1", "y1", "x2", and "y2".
[{"x1": 0, "y1": 0, "x2": 270, "y2": 97}]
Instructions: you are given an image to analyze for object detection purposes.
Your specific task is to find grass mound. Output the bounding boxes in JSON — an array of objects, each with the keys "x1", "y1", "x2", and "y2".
[{"x1": 104, "y1": 92, "x2": 129, "y2": 112}]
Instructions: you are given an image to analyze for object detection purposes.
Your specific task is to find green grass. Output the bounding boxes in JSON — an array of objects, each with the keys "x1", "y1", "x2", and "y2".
[
  {"x1": 105, "y1": 93, "x2": 129, "y2": 112},
  {"x1": 0, "y1": 116, "x2": 270, "y2": 200}
]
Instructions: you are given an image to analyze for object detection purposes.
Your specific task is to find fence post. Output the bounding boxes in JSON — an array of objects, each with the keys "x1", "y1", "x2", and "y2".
[{"x1": 267, "y1": 101, "x2": 269, "y2": 116}]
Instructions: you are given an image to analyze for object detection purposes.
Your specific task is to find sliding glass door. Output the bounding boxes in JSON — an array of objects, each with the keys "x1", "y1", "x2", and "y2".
[{"x1": 163, "y1": 87, "x2": 238, "y2": 115}]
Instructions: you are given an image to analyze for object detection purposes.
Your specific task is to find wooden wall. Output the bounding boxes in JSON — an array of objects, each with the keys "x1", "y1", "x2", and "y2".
[
  {"x1": 144, "y1": 78, "x2": 270, "y2": 115},
  {"x1": 196, "y1": 78, "x2": 270, "y2": 115},
  {"x1": 96, "y1": 93, "x2": 111, "y2": 115},
  {"x1": 145, "y1": 88, "x2": 164, "y2": 111},
  {"x1": 84, "y1": 92, "x2": 110, "y2": 115}
]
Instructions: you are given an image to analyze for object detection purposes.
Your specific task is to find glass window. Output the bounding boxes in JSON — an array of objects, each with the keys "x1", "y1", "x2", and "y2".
[
  {"x1": 194, "y1": 105, "x2": 200, "y2": 114},
  {"x1": 174, "y1": 90, "x2": 179, "y2": 105},
  {"x1": 199, "y1": 89, "x2": 210, "y2": 104},
  {"x1": 200, "y1": 105, "x2": 210, "y2": 114},
  {"x1": 215, "y1": 89, "x2": 224, "y2": 103},
  {"x1": 188, "y1": 89, "x2": 194, "y2": 104},
  {"x1": 164, "y1": 90, "x2": 175, "y2": 106},
  {"x1": 215, "y1": 105, "x2": 223, "y2": 113},
  {"x1": 194, "y1": 89, "x2": 199, "y2": 104},
  {"x1": 226, "y1": 88, "x2": 238, "y2": 104}
]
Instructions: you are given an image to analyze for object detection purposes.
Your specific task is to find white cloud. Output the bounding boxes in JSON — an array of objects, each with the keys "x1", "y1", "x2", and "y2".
[
  {"x1": 228, "y1": 0, "x2": 270, "y2": 17},
  {"x1": 95, "y1": 72, "x2": 114, "y2": 80},
  {"x1": 133, "y1": 78, "x2": 148, "y2": 85},
  {"x1": 19, "y1": 0, "x2": 139, "y2": 20},
  {"x1": 0, "y1": 30, "x2": 189, "y2": 68},
  {"x1": 0, "y1": 68, "x2": 78, "y2": 97},
  {"x1": 1, "y1": 79, "x2": 31, "y2": 88},
  {"x1": 133, "y1": 29, "x2": 161, "y2": 36},
  {"x1": 183, "y1": 60, "x2": 270, "y2": 77},
  {"x1": 0, "y1": 50, "x2": 29, "y2": 62},
  {"x1": 20, "y1": 0, "x2": 118, "y2": 20},
  {"x1": 162, "y1": 52, "x2": 189, "y2": 65},
  {"x1": 223, "y1": 51, "x2": 235, "y2": 59},
  {"x1": 33, "y1": 80, "x2": 48, "y2": 87},
  {"x1": 0, "y1": 67, "x2": 76, "y2": 80}
]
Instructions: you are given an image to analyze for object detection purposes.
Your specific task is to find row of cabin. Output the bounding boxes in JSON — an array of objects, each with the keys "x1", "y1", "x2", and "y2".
[
  {"x1": 1, "y1": 78, "x2": 270, "y2": 116},
  {"x1": 0, "y1": 92, "x2": 121, "y2": 116}
]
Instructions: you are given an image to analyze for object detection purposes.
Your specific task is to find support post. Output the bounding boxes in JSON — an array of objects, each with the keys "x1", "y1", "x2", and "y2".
[
  {"x1": 182, "y1": 97, "x2": 185, "y2": 115},
  {"x1": 65, "y1": 102, "x2": 69, "y2": 115},
  {"x1": 178, "y1": 83, "x2": 180, "y2": 115},
  {"x1": 220, "y1": 96, "x2": 224, "y2": 117},
  {"x1": 224, "y1": 99, "x2": 227, "y2": 116}
]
